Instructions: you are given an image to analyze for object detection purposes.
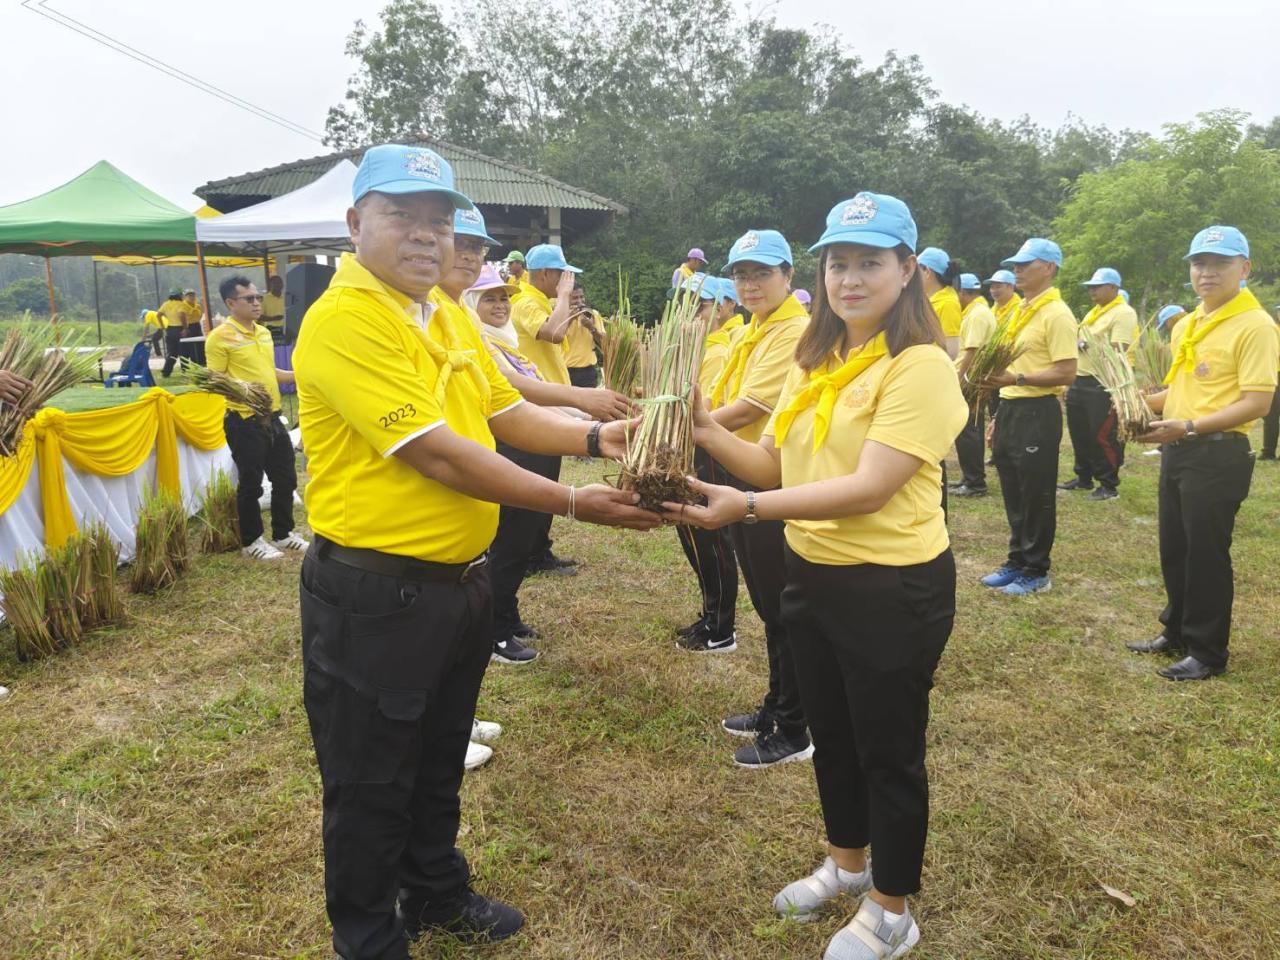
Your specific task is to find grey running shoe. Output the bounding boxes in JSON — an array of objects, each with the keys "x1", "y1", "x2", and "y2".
[
  {"x1": 774, "y1": 856, "x2": 872, "y2": 922},
  {"x1": 824, "y1": 898, "x2": 919, "y2": 960}
]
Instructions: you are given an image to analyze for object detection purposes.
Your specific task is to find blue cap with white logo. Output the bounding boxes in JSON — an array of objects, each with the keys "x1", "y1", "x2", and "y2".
[
  {"x1": 809, "y1": 193, "x2": 917, "y2": 253},
  {"x1": 679, "y1": 273, "x2": 716, "y2": 300},
  {"x1": 352, "y1": 144, "x2": 473, "y2": 209},
  {"x1": 1156, "y1": 304, "x2": 1184, "y2": 328},
  {"x1": 1002, "y1": 237, "x2": 1062, "y2": 268},
  {"x1": 726, "y1": 229, "x2": 793, "y2": 268},
  {"x1": 1185, "y1": 225, "x2": 1249, "y2": 259},
  {"x1": 959, "y1": 273, "x2": 981, "y2": 290},
  {"x1": 917, "y1": 247, "x2": 950, "y2": 276},
  {"x1": 1082, "y1": 267, "x2": 1122, "y2": 287},
  {"x1": 984, "y1": 269, "x2": 1016, "y2": 285},
  {"x1": 454, "y1": 206, "x2": 497, "y2": 245},
  {"x1": 525, "y1": 243, "x2": 581, "y2": 274}
]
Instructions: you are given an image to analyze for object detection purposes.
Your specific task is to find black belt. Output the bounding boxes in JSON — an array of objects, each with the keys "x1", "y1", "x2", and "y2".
[
  {"x1": 309, "y1": 534, "x2": 487, "y2": 582},
  {"x1": 1168, "y1": 431, "x2": 1247, "y2": 447}
]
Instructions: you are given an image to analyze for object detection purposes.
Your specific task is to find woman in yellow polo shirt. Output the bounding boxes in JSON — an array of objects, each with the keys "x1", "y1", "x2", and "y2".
[
  {"x1": 707, "y1": 229, "x2": 811, "y2": 768},
  {"x1": 917, "y1": 247, "x2": 961, "y2": 357},
  {"x1": 668, "y1": 193, "x2": 966, "y2": 960}
]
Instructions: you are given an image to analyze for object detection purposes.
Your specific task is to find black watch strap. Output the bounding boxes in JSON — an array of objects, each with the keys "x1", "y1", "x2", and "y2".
[{"x1": 586, "y1": 421, "x2": 604, "y2": 458}]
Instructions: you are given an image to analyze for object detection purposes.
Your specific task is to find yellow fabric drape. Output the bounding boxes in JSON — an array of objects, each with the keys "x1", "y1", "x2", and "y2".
[
  {"x1": 28, "y1": 388, "x2": 227, "y2": 549},
  {"x1": 0, "y1": 432, "x2": 37, "y2": 516},
  {"x1": 1163, "y1": 288, "x2": 1263, "y2": 385},
  {"x1": 773, "y1": 333, "x2": 889, "y2": 452}
]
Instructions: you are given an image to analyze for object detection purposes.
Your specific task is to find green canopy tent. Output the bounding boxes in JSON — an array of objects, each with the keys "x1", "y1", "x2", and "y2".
[{"x1": 0, "y1": 160, "x2": 214, "y2": 346}]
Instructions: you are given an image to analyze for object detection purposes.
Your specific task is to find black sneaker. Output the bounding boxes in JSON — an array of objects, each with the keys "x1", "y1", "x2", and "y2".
[
  {"x1": 951, "y1": 483, "x2": 988, "y2": 497},
  {"x1": 675, "y1": 615, "x2": 708, "y2": 639},
  {"x1": 734, "y1": 729, "x2": 815, "y2": 768},
  {"x1": 401, "y1": 887, "x2": 525, "y2": 944},
  {"x1": 492, "y1": 636, "x2": 539, "y2": 665},
  {"x1": 527, "y1": 556, "x2": 578, "y2": 577},
  {"x1": 513, "y1": 622, "x2": 541, "y2": 641},
  {"x1": 1090, "y1": 486, "x2": 1119, "y2": 501},
  {"x1": 1058, "y1": 478, "x2": 1093, "y2": 491},
  {"x1": 722, "y1": 707, "x2": 772, "y2": 739},
  {"x1": 676, "y1": 625, "x2": 737, "y2": 654}
]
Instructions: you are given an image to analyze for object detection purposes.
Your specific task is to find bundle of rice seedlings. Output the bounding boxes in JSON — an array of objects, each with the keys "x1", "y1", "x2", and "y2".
[
  {"x1": 181, "y1": 359, "x2": 273, "y2": 420},
  {"x1": 198, "y1": 470, "x2": 240, "y2": 553},
  {"x1": 1080, "y1": 325, "x2": 1155, "y2": 440},
  {"x1": 602, "y1": 273, "x2": 643, "y2": 398},
  {"x1": 0, "y1": 316, "x2": 106, "y2": 457},
  {"x1": 961, "y1": 315, "x2": 1028, "y2": 409},
  {"x1": 67, "y1": 534, "x2": 98, "y2": 630},
  {"x1": 131, "y1": 488, "x2": 188, "y2": 594},
  {"x1": 0, "y1": 557, "x2": 55, "y2": 661},
  {"x1": 617, "y1": 289, "x2": 710, "y2": 510},
  {"x1": 82, "y1": 521, "x2": 124, "y2": 625},
  {"x1": 1130, "y1": 320, "x2": 1173, "y2": 391},
  {"x1": 37, "y1": 543, "x2": 81, "y2": 648}
]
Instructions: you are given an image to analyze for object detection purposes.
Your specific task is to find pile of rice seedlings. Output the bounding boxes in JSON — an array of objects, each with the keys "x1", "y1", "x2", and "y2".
[
  {"x1": 1130, "y1": 320, "x2": 1173, "y2": 390},
  {"x1": 0, "y1": 316, "x2": 106, "y2": 457},
  {"x1": 131, "y1": 488, "x2": 189, "y2": 594},
  {"x1": 37, "y1": 542, "x2": 80, "y2": 648},
  {"x1": 1080, "y1": 325, "x2": 1156, "y2": 440},
  {"x1": 75, "y1": 522, "x2": 124, "y2": 628},
  {"x1": 602, "y1": 273, "x2": 642, "y2": 397},
  {"x1": 182, "y1": 359, "x2": 274, "y2": 419},
  {"x1": 198, "y1": 470, "x2": 240, "y2": 553},
  {"x1": 961, "y1": 314, "x2": 1028, "y2": 409},
  {"x1": 0, "y1": 557, "x2": 55, "y2": 661}
]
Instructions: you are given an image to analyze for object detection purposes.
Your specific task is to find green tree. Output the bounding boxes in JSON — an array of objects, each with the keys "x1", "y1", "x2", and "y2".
[{"x1": 0, "y1": 277, "x2": 51, "y2": 315}]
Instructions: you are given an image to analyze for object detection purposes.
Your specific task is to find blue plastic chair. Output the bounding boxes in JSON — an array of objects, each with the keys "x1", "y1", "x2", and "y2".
[{"x1": 106, "y1": 341, "x2": 156, "y2": 388}]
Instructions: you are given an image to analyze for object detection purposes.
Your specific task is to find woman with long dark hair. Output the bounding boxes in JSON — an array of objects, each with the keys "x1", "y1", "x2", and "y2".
[{"x1": 668, "y1": 194, "x2": 966, "y2": 959}]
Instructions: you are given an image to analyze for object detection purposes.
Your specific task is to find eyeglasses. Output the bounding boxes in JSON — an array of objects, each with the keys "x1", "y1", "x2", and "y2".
[
  {"x1": 729, "y1": 268, "x2": 778, "y2": 286},
  {"x1": 231, "y1": 295, "x2": 264, "y2": 303},
  {"x1": 455, "y1": 238, "x2": 490, "y2": 257}
]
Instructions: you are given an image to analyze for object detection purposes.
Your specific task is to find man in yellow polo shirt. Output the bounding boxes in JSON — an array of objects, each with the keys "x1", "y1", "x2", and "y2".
[
  {"x1": 1062, "y1": 267, "x2": 1138, "y2": 500},
  {"x1": 979, "y1": 238, "x2": 1078, "y2": 596},
  {"x1": 511, "y1": 243, "x2": 578, "y2": 385},
  {"x1": 1128, "y1": 226, "x2": 1277, "y2": 680},
  {"x1": 952, "y1": 273, "x2": 996, "y2": 497},
  {"x1": 562, "y1": 280, "x2": 605, "y2": 388},
  {"x1": 293, "y1": 144, "x2": 656, "y2": 959},
  {"x1": 205, "y1": 274, "x2": 305, "y2": 561},
  {"x1": 260, "y1": 274, "x2": 286, "y2": 336},
  {"x1": 157, "y1": 289, "x2": 189, "y2": 377}
]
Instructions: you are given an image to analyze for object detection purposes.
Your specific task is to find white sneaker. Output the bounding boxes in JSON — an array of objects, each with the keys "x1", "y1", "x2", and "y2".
[
  {"x1": 242, "y1": 536, "x2": 284, "y2": 561},
  {"x1": 472, "y1": 718, "x2": 503, "y2": 742},
  {"x1": 824, "y1": 898, "x2": 919, "y2": 960},
  {"x1": 464, "y1": 741, "x2": 493, "y2": 770},
  {"x1": 273, "y1": 531, "x2": 310, "y2": 552},
  {"x1": 0, "y1": 685, "x2": 10, "y2": 702},
  {"x1": 775, "y1": 856, "x2": 873, "y2": 922}
]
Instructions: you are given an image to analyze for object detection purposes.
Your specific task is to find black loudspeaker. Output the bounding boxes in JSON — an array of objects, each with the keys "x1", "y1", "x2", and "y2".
[{"x1": 284, "y1": 262, "x2": 336, "y2": 343}]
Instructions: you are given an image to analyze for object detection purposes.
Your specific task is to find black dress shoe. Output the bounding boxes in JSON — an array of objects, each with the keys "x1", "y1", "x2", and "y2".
[
  {"x1": 1158, "y1": 656, "x2": 1225, "y2": 681},
  {"x1": 1058, "y1": 478, "x2": 1093, "y2": 491},
  {"x1": 402, "y1": 888, "x2": 525, "y2": 944},
  {"x1": 1125, "y1": 634, "x2": 1185, "y2": 656}
]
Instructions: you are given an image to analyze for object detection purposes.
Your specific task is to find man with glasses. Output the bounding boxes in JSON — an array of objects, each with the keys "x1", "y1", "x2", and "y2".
[{"x1": 206, "y1": 275, "x2": 307, "y2": 561}]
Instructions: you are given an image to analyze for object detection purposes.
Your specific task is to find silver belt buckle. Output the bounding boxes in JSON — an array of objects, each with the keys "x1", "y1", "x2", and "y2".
[{"x1": 460, "y1": 553, "x2": 488, "y2": 583}]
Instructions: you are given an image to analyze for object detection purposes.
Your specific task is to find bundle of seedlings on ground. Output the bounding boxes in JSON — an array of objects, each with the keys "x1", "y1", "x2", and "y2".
[
  {"x1": 0, "y1": 316, "x2": 106, "y2": 457},
  {"x1": 76, "y1": 522, "x2": 124, "y2": 627},
  {"x1": 38, "y1": 542, "x2": 81, "y2": 648},
  {"x1": 131, "y1": 488, "x2": 189, "y2": 594},
  {"x1": 0, "y1": 557, "x2": 55, "y2": 661},
  {"x1": 617, "y1": 287, "x2": 710, "y2": 510},
  {"x1": 181, "y1": 359, "x2": 274, "y2": 420},
  {"x1": 602, "y1": 272, "x2": 643, "y2": 398},
  {"x1": 1080, "y1": 325, "x2": 1155, "y2": 440},
  {"x1": 1130, "y1": 320, "x2": 1173, "y2": 391},
  {"x1": 197, "y1": 470, "x2": 240, "y2": 553},
  {"x1": 961, "y1": 315, "x2": 1027, "y2": 410}
]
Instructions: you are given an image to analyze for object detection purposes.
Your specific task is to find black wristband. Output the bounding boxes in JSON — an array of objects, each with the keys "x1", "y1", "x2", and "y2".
[{"x1": 586, "y1": 421, "x2": 604, "y2": 458}]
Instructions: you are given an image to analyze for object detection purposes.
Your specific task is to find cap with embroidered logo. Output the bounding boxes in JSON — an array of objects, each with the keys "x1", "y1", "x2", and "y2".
[
  {"x1": 525, "y1": 243, "x2": 581, "y2": 273},
  {"x1": 679, "y1": 273, "x2": 716, "y2": 300},
  {"x1": 454, "y1": 206, "x2": 497, "y2": 245},
  {"x1": 1082, "y1": 267, "x2": 1122, "y2": 287},
  {"x1": 727, "y1": 229, "x2": 793, "y2": 268},
  {"x1": 352, "y1": 144, "x2": 474, "y2": 209},
  {"x1": 1185, "y1": 225, "x2": 1249, "y2": 259},
  {"x1": 1001, "y1": 237, "x2": 1062, "y2": 268},
  {"x1": 984, "y1": 269, "x2": 1017, "y2": 285},
  {"x1": 917, "y1": 247, "x2": 950, "y2": 276},
  {"x1": 809, "y1": 192, "x2": 917, "y2": 253},
  {"x1": 958, "y1": 273, "x2": 981, "y2": 291}
]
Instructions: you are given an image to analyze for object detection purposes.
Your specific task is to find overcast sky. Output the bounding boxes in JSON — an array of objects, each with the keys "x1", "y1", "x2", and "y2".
[{"x1": 1, "y1": 0, "x2": 1274, "y2": 210}]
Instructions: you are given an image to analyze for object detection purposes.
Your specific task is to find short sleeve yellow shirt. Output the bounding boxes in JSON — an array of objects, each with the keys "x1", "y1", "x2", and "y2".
[
  {"x1": 730, "y1": 296, "x2": 809, "y2": 443},
  {"x1": 993, "y1": 294, "x2": 1022, "y2": 326},
  {"x1": 512, "y1": 286, "x2": 571, "y2": 385},
  {"x1": 205, "y1": 317, "x2": 282, "y2": 416},
  {"x1": 959, "y1": 297, "x2": 996, "y2": 352},
  {"x1": 260, "y1": 292, "x2": 285, "y2": 323},
  {"x1": 1000, "y1": 291, "x2": 1078, "y2": 399},
  {"x1": 699, "y1": 318, "x2": 742, "y2": 399},
  {"x1": 1078, "y1": 302, "x2": 1139, "y2": 377},
  {"x1": 157, "y1": 301, "x2": 188, "y2": 329},
  {"x1": 929, "y1": 287, "x2": 963, "y2": 338},
  {"x1": 294, "y1": 254, "x2": 523, "y2": 563},
  {"x1": 562, "y1": 310, "x2": 603, "y2": 368},
  {"x1": 766, "y1": 345, "x2": 967, "y2": 566},
  {"x1": 143, "y1": 310, "x2": 161, "y2": 332}
]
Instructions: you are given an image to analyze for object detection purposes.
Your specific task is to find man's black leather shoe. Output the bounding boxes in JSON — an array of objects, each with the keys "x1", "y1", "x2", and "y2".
[
  {"x1": 1158, "y1": 656, "x2": 1225, "y2": 681},
  {"x1": 1058, "y1": 478, "x2": 1093, "y2": 491},
  {"x1": 1125, "y1": 634, "x2": 1185, "y2": 656},
  {"x1": 402, "y1": 888, "x2": 525, "y2": 944}
]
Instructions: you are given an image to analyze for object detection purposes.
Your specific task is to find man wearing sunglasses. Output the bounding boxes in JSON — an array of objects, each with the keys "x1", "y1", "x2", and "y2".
[{"x1": 207, "y1": 275, "x2": 308, "y2": 560}]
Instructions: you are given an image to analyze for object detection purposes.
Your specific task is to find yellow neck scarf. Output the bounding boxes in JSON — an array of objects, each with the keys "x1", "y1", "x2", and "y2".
[
  {"x1": 994, "y1": 295, "x2": 1021, "y2": 325},
  {"x1": 1082, "y1": 294, "x2": 1124, "y2": 328},
  {"x1": 1163, "y1": 288, "x2": 1262, "y2": 384},
  {"x1": 1003, "y1": 288, "x2": 1062, "y2": 343},
  {"x1": 710, "y1": 295, "x2": 805, "y2": 408},
  {"x1": 424, "y1": 291, "x2": 491, "y2": 408},
  {"x1": 773, "y1": 332, "x2": 889, "y2": 452}
]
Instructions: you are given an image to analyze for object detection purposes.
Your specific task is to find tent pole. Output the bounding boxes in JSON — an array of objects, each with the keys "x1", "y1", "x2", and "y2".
[
  {"x1": 263, "y1": 248, "x2": 270, "y2": 285},
  {"x1": 44, "y1": 255, "x2": 60, "y2": 346},
  {"x1": 195, "y1": 241, "x2": 213, "y2": 338},
  {"x1": 92, "y1": 259, "x2": 103, "y2": 347},
  {"x1": 152, "y1": 261, "x2": 161, "y2": 304}
]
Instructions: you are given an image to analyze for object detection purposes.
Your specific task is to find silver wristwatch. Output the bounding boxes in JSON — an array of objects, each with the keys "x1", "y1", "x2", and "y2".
[
  {"x1": 1014, "y1": 373, "x2": 1027, "y2": 387},
  {"x1": 743, "y1": 490, "x2": 759, "y2": 525}
]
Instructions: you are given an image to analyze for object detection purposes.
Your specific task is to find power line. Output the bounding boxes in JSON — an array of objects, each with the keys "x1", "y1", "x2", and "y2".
[{"x1": 20, "y1": 0, "x2": 326, "y2": 142}]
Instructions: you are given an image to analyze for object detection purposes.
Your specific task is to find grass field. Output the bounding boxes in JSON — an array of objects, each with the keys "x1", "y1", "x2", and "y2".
[
  {"x1": 0, "y1": 433, "x2": 1277, "y2": 959},
  {"x1": 0, "y1": 317, "x2": 141, "y2": 349}
]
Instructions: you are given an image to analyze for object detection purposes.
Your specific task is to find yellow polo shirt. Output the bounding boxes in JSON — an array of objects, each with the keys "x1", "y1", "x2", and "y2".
[
  {"x1": 156, "y1": 301, "x2": 188, "y2": 329},
  {"x1": 699, "y1": 315, "x2": 745, "y2": 398},
  {"x1": 142, "y1": 310, "x2": 161, "y2": 332},
  {"x1": 562, "y1": 310, "x2": 604, "y2": 368},
  {"x1": 1165, "y1": 293, "x2": 1278, "y2": 434},
  {"x1": 1000, "y1": 290, "x2": 1078, "y2": 399},
  {"x1": 717, "y1": 295, "x2": 809, "y2": 443},
  {"x1": 766, "y1": 345, "x2": 967, "y2": 566},
  {"x1": 510, "y1": 277, "x2": 537, "y2": 303},
  {"x1": 1077, "y1": 300, "x2": 1139, "y2": 378},
  {"x1": 512, "y1": 285, "x2": 571, "y2": 385},
  {"x1": 993, "y1": 295, "x2": 1021, "y2": 326},
  {"x1": 929, "y1": 287, "x2": 963, "y2": 338},
  {"x1": 205, "y1": 317, "x2": 282, "y2": 416},
  {"x1": 261, "y1": 292, "x2": 285, "y2": 326},
  {"x1": 959, "y1": 297, "x2": 996, "y2": 354},
  {"x1": 294, "y1": 254, "x2": 523, "y2": 563}
]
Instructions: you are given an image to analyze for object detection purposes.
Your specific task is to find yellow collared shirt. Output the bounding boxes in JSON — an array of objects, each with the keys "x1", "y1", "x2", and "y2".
[
  {"x1": 142, "y1": 310, "x2": 161, "y2": 332},
  {"x1": 1077, "y1": 301, "x2": 1138, "y2": 377},
  {"x1": 261, "y1": 292, "x2": 285, "y2": 325},
  {"x1": 295, "y1": 254, "x2": 523, "y2": 563},
  {"x1": 511, "y1": 285, "x2": 571, "y2": 385},
  {"x1": 205, "y1": 317, "x2": 282, "y2": 416},
  {"x1": 993, "y1": 295, "x2": 1022, "y2": 326},
  {"x1": 1000, "y1": 290, "x2": 1078, "y2": 399},
  {"x1": 725, "y1": 295, "x2": 810, "y2": 443},
  {"x1": 699, "y1": 315, "x2": 745, "y2": 398},
  {"x1": 958, "y1": 297, "x2": 996, "y2": 354},
  {"x1": 929, "y1": 287, "x2": 963, "y2": 338},
  {"x1": 766, "y1": 344, "x2": 967, "y2": 566},
  {"x1": 562, "y1": 310, "x2": 604, "y2": 368},
  {"x1": 156, "y1": 301, "x2": 188, "y2": 329}
]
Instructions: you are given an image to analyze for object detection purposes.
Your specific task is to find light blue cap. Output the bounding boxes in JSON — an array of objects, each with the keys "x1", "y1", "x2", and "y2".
[
  {"x1": 716, "y1": 277, "x2": 738, "y2": 304},
  {"x1": 525, "y1": 243, "x2": 581, "y2": 273},
  {"x1": 917, "y1": 247, "x2": 950, "y2": 275},
  {"x1": 984, "y1": 269, "x2": 1016, "y2": 285},
  {"x1": 454, "y1": 206, "x2": 497, "y2": 245},
  {"x1": 352, "y1": 144, "x2": 473, "y2": 209},
  {"x1": 1119, "y1": 289, "x2": 1130, "y2": 303},
  {"x1": 1185, "y1": 225, "x2": 1248, "y2": 259},
  {"x1": 1082, "y1": 267, "x2": 1122, "y2": 287},
  {"x1": 1156, "y1": 304, "x2": 1185, "y2": 327},
  {"x1": 1002, "y1": 237, "x2": 1062, "y2": 268},
  {"x1": 726, "y1": 229, "x2": 793, "y2": 268},
  {"x1": 810, "y1": 192, "x2": 917, "y2": 253},
  {"x1": 959, "y1": 273, "x2": 981, "y2": 290},
  {"x1": 679, "y1": 273, "x2": 716, "y2": 300}
]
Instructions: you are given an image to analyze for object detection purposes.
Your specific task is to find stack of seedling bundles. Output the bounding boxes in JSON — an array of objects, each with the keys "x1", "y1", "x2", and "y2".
[
  {"x1": 197, "y1": 470, "x2": 240, "y2": 553},
  {"x1": 0, "y1": 317, "x2": 105, "y2": 457},
  {"x1": 961, "y1": 314, "x2": 1027, "y2": 411},
  {"x1": 602, "y1": 274, "x2": 642, "y2": 398},
  {"x1": 131, "y1": 488, "x2": 190, "y2": 594},
  {"x1": 182, "y1": 359, "x2": 274, "y2": 420},
  {"x1": 1080, "y1": 325, "x2": 1155, "y2": 440}
]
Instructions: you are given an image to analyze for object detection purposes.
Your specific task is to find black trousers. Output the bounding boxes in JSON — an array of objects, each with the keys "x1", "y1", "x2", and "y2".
[
  {"x1": 224, "y1": 412, "x2": 296, "y2": 545},
  {"x1": 954, "y1": 401, "x2": 987, "y2": 490},
  {"x1": 148, "y1": 329, "x2": 163, "y2": 357},
  {"x1": 301, "y1": 550, "x2": 492, "y2": 960},
  {"x1": 528, "y1": 455, "x2": 562, "y2": 567},
  {"x1": 675, "y1": 449, "x2": 738, "y2": 634},
  {"x1": 160, "y1": 327, "x2": 184, "y2": 376},
  {"x1": 992, "y1": 395, "x2": 1062, "y2": 577},
  {"x1": 568, "y1": 365, "x2": 599, "y2": 388},
  {"x1": 1157, "y1": 437, "x2": 1254, "y2": 669},
  {"x1": 724, "y1": 470, "x2": 806, "y2": 738},
  {"x1": 782, "y1": 547, "x2": 954, "y2": 897},
  {"x1": 1262, "y1": 390, "x2": 1280, "y2": 458},
  {"x1": 491, "y1": 441, "x2": 557, "y2": 641},
  {"x1": 1066, "y1": 376, "x2": 1123, "y2": 488}
]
